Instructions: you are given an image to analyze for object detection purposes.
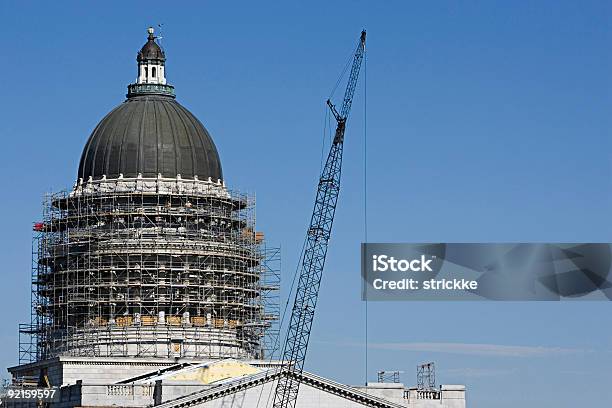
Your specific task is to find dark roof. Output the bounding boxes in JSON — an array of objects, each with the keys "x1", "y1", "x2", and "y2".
[
  {"x1": 78, "y1": 95, "x2": 223, "y2": 181},
  {"x1": 138, "y1": 34, "x2": 165, "y2": 62}
]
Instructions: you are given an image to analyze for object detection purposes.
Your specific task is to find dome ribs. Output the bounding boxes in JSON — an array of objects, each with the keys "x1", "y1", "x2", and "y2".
[{"x1": 77, "y1": 95, "x2": 223, "y2": 182}]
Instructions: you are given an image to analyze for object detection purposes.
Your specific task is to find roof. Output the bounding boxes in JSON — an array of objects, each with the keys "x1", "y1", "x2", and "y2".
[
  {"x1": 77, "y1": 94, "x2": 223, "y2": 182},
  {"x1": 131, "y1": 360, "x2": 261, "y2": 385},
  {"x1": 154, "y1": 368, "x2": 407, "y2": 408}
]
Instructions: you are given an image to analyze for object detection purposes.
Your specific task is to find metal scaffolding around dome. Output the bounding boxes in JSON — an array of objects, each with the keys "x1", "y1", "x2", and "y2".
[{"x1": 20, "y1": 176, "x2": 279, "y2": 363}]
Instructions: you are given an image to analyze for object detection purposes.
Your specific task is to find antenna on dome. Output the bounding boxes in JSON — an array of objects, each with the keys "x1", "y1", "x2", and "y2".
[{"x1": 156, "y1": 23, "x2": 165, "y2": 51}]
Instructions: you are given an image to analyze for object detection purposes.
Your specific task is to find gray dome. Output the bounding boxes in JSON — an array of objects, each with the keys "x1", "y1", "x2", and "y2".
[{"x1": 78, "y1": 94, "x2": 223, "y2": 181}]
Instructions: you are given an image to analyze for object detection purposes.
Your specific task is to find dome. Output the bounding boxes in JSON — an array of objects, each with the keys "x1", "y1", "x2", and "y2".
[
  {"x1": 138, "y1": 28, "x2": 165, "y2": 62},
  {"x1": 78, "y1": 94, "x2": 223, "y2": 181}
]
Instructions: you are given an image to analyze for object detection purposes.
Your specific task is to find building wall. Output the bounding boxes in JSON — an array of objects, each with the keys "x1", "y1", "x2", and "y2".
[
  {"x1": 353, "y1": 383, "x2": 407, "y2": 406},
  {"x1": 7, "y1": 358, "x2": 466, "y2": 408},
  {"x1": 9, "y1": 357, "x2": 177, "y2": 386}
]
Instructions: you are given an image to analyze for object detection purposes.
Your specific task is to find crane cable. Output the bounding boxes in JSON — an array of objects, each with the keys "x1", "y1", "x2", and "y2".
[
  {"x1": 252, "y1": 34, "x2": 365, "y2": 408},
  {"x1": 254, "y1": 236, "x2": 308, "y2": 408},
  {"x1": 330, "y1": 46, "x2": 357, "y2": 100},
  {"x1": 363, "y1": 45, "x2": 369, "y2": 388},
  {"x1": 254, "y1": 102, "x2": 334, "y2": 408}
]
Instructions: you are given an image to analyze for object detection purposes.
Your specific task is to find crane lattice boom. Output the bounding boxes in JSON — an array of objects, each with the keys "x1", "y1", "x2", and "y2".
[{"x1": 272, "y1": 30, "x2": 366, "y2": 408}]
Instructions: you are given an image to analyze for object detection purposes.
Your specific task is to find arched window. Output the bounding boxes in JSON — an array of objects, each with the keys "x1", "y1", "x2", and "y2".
[
  {"x1": 152, "y1": 67, "x2": 156, "y2": 78},
  {"x1": 144, "y1": 66, "x2": 148, "y2": 77}
]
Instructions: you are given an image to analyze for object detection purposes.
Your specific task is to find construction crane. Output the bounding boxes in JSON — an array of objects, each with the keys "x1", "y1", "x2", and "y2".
[{"x1": 272, "y1": 30, "x2": 366, "y2": 408}]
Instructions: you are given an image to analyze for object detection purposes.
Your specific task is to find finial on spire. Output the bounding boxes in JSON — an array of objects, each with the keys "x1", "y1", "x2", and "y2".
[{"x1": 147, "y1": 27, "x2": 155, "y2": 40}]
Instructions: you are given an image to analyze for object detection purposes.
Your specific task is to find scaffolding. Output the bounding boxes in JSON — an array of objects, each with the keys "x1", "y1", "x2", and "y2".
[
  {"x1": 417, "y1": 362, "x2": 436, "y2": 390},
  {"x1": 377, "y1": 371, "x2": 402, "y2": 383},
  {"x1": 22, "y1": 176, "x2": 279, "y2": 362}
]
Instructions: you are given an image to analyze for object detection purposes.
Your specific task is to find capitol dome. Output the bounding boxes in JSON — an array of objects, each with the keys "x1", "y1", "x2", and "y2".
[{"x1": 77, "y1": 28, "x2": 222, "y2": 182}]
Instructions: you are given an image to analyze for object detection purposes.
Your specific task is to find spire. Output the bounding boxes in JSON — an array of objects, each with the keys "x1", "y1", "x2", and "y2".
[{"x1": 127, "y1": 27, "x2": 175, "y2": 98}]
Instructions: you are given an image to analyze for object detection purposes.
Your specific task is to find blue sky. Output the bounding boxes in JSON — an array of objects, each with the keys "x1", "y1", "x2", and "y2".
[{"x1": 0, "y1": 1, "x2": 611, "y2": 407}]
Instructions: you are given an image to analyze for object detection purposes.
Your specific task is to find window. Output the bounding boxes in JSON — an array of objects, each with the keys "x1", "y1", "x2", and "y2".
[{"x1": 152, "y1": 67, "x2": 156, "y2": 77}]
